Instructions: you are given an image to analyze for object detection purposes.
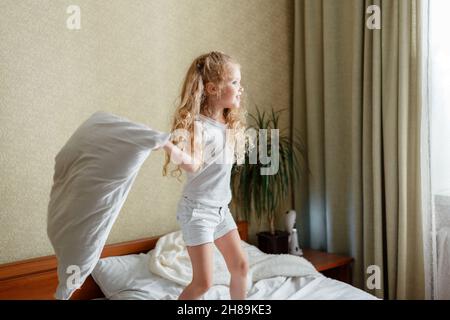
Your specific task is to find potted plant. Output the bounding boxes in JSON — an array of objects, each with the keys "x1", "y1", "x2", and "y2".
[{"x1": 231, "y1": 106, "x2": 307, "y2": 254}]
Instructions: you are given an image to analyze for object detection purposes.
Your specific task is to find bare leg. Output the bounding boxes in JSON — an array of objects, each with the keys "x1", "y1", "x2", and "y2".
[
  {"x1": 178, "y1": 242, "x2": 214, "y2": 300},
  {"x1": 215, "y1": 229, "x2": 249, "y2": 300}
]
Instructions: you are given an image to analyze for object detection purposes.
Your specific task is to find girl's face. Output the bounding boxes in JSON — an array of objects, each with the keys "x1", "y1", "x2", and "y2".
[{"x1": 207, "y1": 64, "x2": 244, "y2": 110}]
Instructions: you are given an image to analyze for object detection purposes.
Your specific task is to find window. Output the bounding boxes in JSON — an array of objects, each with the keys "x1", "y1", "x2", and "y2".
[{"x1": 424, "y1": 0, "x2": 450, "y2": 300}]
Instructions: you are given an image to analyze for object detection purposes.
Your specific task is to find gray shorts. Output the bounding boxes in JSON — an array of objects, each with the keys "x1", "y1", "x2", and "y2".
[{"x1": 176, "y1": 196, "x2": 237, "y2": 246}]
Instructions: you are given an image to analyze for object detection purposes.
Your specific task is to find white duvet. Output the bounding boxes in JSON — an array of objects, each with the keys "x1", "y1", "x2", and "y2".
[
  {"x1": 149, "y1": 231, "x2": 319, "y2": 288},
  {"x1": 92, "y1": 242, "x2": 378, "y2": 300}
]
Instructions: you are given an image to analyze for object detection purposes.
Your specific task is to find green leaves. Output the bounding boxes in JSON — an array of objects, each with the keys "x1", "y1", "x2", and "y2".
[{"x1": 231, "y1": 106, "x2": 308, "y2": 234}]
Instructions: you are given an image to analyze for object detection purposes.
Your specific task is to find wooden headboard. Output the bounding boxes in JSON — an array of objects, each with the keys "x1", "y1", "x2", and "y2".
[{"x1": 0, "y1": 221, "x2": 248, "y2": 300}]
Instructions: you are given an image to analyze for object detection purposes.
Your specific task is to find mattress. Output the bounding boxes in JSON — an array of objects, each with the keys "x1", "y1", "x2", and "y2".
[{"x1": 91, "y1": 251, "x2": 379, "y2": 300}]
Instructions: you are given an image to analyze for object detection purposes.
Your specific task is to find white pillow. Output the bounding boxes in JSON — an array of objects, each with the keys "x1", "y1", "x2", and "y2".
[
  {"x1": 92, "y1": 252, "x2": 182, "y2": 300},
  {"x1": 46, "y1": 111, "x2": 170, "y2": 300}
]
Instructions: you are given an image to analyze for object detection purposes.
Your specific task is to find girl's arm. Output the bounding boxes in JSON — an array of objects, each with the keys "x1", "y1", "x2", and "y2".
[{"x1": 162, "y1": 122, "x2": 203, "y2": 173}]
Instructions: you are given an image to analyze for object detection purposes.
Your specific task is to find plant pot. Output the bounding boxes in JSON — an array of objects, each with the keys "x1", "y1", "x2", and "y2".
[
  {"x1": 257, "y1": 230, "x2": 289, "y2": 254},
  {"x1": 236, "y1": 220, "x2": 248, "y2": 242}
]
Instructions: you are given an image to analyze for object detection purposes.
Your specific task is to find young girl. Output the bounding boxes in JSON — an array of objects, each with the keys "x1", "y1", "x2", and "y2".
[{"x1": 160, "y1": 51, "x2": 248, "y2": 300}]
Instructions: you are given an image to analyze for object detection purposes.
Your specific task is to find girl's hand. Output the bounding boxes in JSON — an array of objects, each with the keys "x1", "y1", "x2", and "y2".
[
  {"x1": 163, "y1": 122, "x2": 203, "y2": 173},
  {"x1": 154, "y1": 140, "x2": 168, "y2": 151}
]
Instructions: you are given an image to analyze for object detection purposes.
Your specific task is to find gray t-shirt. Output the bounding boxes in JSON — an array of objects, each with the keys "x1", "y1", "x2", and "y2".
[{"x1": 181, "y1": 113, "x2": 234, "y2": 207}]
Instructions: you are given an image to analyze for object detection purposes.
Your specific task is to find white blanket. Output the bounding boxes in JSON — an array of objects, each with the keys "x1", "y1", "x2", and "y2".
[{"x1": 148, "y1": 231, "x2": 321, "y2": 289}]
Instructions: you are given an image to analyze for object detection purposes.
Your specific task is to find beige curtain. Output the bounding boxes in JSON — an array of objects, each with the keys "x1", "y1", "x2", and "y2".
[{"x1": 293, "y1": 0, "x2": 424, "y2": 299}]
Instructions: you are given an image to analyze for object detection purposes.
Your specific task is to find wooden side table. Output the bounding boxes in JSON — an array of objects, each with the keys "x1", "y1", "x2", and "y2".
[{"x1": 302, "y1": 249, "x2": 354, "y2": 284}]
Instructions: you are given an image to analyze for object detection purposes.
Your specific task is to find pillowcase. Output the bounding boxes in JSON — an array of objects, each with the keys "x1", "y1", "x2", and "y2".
[
  {"x1": 91, "y1": 252, "x2": 183, "y2": 300},
  {"x1": 46, "y1": 111, "x2": 170, "y2": 300}
]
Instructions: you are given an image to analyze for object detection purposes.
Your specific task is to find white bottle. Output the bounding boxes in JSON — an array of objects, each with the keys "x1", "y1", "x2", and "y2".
[{"x1": 289, "y1": 228, "x2": 303, "y2": 256}]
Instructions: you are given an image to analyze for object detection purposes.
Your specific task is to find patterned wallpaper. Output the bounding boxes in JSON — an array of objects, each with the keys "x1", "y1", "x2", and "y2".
[{"x1": 0, "y1": 0, "x2": 293, "y2": 263}]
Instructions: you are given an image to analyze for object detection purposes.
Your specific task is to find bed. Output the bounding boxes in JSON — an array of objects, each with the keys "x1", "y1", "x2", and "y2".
[
  {"x1": 0, "y1": 112, "x2": 378, "y2": 300},
  {"x1": 0, "y1": 221, "x2": 377, "y2": 300}
]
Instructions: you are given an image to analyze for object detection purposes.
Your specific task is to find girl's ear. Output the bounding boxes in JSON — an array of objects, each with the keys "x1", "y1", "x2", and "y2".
[{"x1": 205, "y1": 82, "x2": 217, "y2": 95}]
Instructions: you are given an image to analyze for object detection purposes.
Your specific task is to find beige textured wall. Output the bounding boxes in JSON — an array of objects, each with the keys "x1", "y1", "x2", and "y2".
[{"x1": 0, "y1": 0, "x2": 293, "y2": 263}]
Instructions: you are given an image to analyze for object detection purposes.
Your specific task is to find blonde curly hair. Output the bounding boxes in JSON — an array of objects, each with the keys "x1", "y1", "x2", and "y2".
[{"x1": 162, "y1": 51, "x2": 249, "y2": 180}]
